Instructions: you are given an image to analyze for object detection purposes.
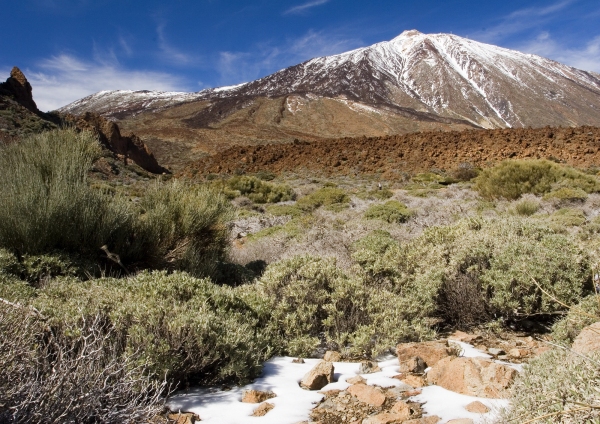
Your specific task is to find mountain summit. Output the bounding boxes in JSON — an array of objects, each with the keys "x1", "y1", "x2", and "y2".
[{"x1": 60, "y1": 31, "x2": 600, "y2": 168}]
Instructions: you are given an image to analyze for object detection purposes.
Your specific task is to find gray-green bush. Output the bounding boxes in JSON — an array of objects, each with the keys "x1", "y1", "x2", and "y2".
[
  {"x1": 474, "y1": 159, "x2": 600, "y2": 200},
  {"x1": 364, "y1": 200, "x2": 412, "y2": 223},
  {"x1": 498, "y1": 349, "x2": 600, "y2": 423},
  {"x1": 0, "y1": 129, "x2": 234, "y2": 278},
  {"x1": 33, "y1": 270, "x2": 276, "y2": 385},
  {"x1": 0, "y1": 129, "x2": 130, "y2": 256}
]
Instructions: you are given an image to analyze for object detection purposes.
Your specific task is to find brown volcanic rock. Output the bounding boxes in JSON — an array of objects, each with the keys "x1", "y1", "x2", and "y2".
[
  {"x1": 63, "y1": 112, "x2": 169, "y2": 174},
  {"x1": 185, "y1": 126, "x2": 600, "y2": 178},
  {"x1": 0, "y1": 67, "x2": 38, "y2": 113},
  {"x1": 426, "y1": 356, "x2": 517, "y2": 398}
]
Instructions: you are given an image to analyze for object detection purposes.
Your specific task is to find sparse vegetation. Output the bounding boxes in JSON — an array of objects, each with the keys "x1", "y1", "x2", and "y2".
[
  {"x1": 474, "y1": 159, "x2": 600, "y2": 200},
  {"x1": 296, "y1": 186, "x2": 350, "y2": 212},
  {"x1": 4, "y1": 124, "x2": 600, "y2": 421},
  {"x1": 364, "y1": 200, "x2": 412, "y2": 223}
]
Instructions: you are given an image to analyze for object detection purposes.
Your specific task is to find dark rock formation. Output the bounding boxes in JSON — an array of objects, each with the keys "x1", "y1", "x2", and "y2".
[
  {"x1": 63, "y1": 112, "x2": 170, "y2": 174},
  {"x1": 0, "y1": 67, "x2": 39, "y2": 113}
]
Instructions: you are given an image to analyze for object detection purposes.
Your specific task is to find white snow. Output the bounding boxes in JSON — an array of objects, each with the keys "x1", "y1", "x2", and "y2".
[
  {"x1": 166, "y1": 341, "x2": 517, "y2": 424},
  {"x1": 412, "y1": 386, "x2": 508, "y2": 423}
]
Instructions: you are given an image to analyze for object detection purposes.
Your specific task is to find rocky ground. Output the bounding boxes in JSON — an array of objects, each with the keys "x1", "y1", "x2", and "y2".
[
  {"x1": 184, "y1": 126, "x2": 600, "y2": 179},
  {"x1": 166, "y1": 329, "x2": 556, "y2": 424}
]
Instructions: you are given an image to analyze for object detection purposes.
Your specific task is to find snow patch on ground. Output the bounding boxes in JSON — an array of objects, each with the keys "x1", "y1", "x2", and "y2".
[{"x1": 167, "y1": 342, "x2": 513, "y2": 423}]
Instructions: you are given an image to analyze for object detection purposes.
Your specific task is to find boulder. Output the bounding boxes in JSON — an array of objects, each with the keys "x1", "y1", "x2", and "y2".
[
  {"x1": 347, "y1": 383, "x2": 386, "y2": 407},
  {"x1": 241, "y1": 389, "x2": 276, "y2": 403},
  {"x1": 397, "y1": 341, "x2": 454, "y2": 368},
  {"x1": 572, "y1": 322, "x2": 600, "y2": 355},
  {"x1": 399, "y1": 356, "x2": 427, "y2": 373},
  {"x1": 465, "y1": 400, "x2": 490, "y2": 413},
  {"x1": 487, "y1": 348, "x2": 505, "y2": 356},
  {"x1": 300, "y1": 360, "x2": 334, "y2": 390},
  {"x1": 427, "y1": 357, "x2": 517, "y2": 398},
  {"x1": 324, "y1": 351, "x2": 342, "y2": 362},
  {"x1": 251, "y1": 402, "x2": 274, "y2": 417}
]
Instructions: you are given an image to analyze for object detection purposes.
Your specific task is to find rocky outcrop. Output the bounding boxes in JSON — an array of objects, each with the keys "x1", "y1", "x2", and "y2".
[
  {"x1": 426, "y1": 356, "x2": 517, "y2": 398},
  {"x1": 571, "y1": 321, "x2": 600, "y2": 355},
  {"x1": 63, "y1": 112, "x2": 169, "y2": 174},
  {"x1": 397, "y1": 340, "x2": 455, "y2": 369},
  {"x1": 0, "y1": 67, "x2": 38, "y2": 113}
]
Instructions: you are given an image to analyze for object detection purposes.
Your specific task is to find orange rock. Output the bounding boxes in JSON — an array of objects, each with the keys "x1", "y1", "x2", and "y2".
[
  {"x1": 390, "y1": 400, "x2": 411, "y2": 420},
  {"x1": 397, "y1": 341, "x2": 454, "y2": 368},
  {"x1": 323, "y1": 351, "x2": 342, "y2": 362},
  {"x1": 347, "y1": 384, "x2": 386, "y2": 407},
  {"x1": 251, "y1": 402, "x2": 275, "y2": 417},
  {"x1": 427, "y1": 357, "x2": 517, "y2": 398},
  {"x1": 403, "y1": 416, "x2": 441, "y2": 424},
  {"x1": 241, "y1": 389, "x2": 276, "y2": 403},
  {"x1": 300, "y1": 360, "x2": 335, "y2": 390},
  {"x1": 465, "y1": 400, "x2": 490, "y2": 413},
  {"x1": 572, "y1": 322, "x2": 600, "y2": 355},
  {"x1": 401, "y1": 374, "x2": 427, "y2": 388},
  {"x1": 167, "y1": 412, "x2": 200, "y2": 424},
  {"x1": 346, "y1": 375, "x2": 367, "y2": 385}
]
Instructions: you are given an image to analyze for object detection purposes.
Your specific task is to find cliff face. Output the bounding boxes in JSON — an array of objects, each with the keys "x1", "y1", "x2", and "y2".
[
  {"x1": 0, "y1": 67, "x2": 39, "y2": 113},
  {"x1": 62, "y1": 112, "x2": 170, "y2": 174}
]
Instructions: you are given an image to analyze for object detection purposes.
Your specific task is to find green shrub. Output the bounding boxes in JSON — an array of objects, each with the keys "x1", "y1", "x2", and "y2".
[
  {"x1": 366, "y1": 217, "x2": 592, "y2": 326},
  {"x1": 296, "y1": 186, "x2": 350, "y2": 212},
  {"x1": 357, "y1": 188, "x2": 394, "y2": 200},
  {"x1": 543, "y1": 187, "x2": 588, "y2": 202},
  {"x1": 551, "y1": 295, "x2": 600, "y2": 345},
  {"x1": 550, "y1": 208, "x2": 586, "y2": 227},
  {"x1": 474, "y1": 159, "x2": 600, "y2": 200},
  {"x1": 127, "y1": 180, "x2": 234, "y2": 278},
  {"x1": 257, "y1": 255, "x2": 436, "y2": 358},
  {"x1": 267, "y1": 204, "x2": 304, "y2": 218},
  {"x1": 223, "y1": 176, "x2": 295, "y2": 203},
  {"x1": 364, "y1": 200, "x2": 412, "y2": 223},
  {"x1": 0, "y1": 129, "x2": 131, "y2": 256},
  {"x1": 498, "y1": 349, "x2": 600, "y2": 423},
  {"x1": 34, "y1": 270, "x2": 276, "y2": 385},
  {"x1": 513, "y1": 199, "x2": 540, "y2": 216}
]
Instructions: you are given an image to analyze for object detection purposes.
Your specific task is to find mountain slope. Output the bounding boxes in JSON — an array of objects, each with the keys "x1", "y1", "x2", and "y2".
[{"x1": 59, "y1": 30, "x2": 600, "y2": 169}]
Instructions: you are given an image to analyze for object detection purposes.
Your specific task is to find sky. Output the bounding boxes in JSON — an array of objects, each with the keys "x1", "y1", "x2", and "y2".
[{"x1": 1, "y1": 0, "x2": 599, "y2": 111}]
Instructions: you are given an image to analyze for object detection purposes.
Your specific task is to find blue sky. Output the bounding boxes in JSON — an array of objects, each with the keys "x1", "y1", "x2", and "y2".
[{"x1": 2, "y1": 0, "x2": 599, "y2": 111}]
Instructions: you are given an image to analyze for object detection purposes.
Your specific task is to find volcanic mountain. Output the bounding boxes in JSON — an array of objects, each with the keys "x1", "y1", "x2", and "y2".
[{"x1": 60, "y1": 30, "x2": 600, "y2": 170}]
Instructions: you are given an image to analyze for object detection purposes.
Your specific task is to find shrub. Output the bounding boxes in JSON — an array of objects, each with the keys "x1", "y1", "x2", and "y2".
[
  {"x1": 267, "y1": 204, "x2": 304, "y2": 218},
  {"x1": 257, "y1": 255, "x2": 437, "y2": 358},
  {"x1": 550, "y1": 208, "x2": 586, "y2": 227},
  {"x1": 497, "y1": 349, "x2": 600, "y2": 423},
  {"x1": 223, "y1": 176, "x2": 295, "y2": 203},
  {"x1": 0, "y1": 304, "x2": 166, "y2": 424},
  {"x1": 296, "y1": 186, "x2": 350, "y2": 212},
  {"x1": 127, "y1": 180, "x2": 234, "y2": 278},
  {"x1": 543, "y1": 187, "x2": 588, "y2": 202},
  {"x1": 513, "y1": 199, "x2": 540, "y2": 216},
  {"x1": 33, "y1": 270, "x2": 276, "y2": 385},
  {"x1": 551, "y1": 295, "x2": 600, "y2": 345},
  {"x1": 364, "y1": 200, "x2": 412, "y2": 223},
  {"x1": 365, "y1": 217, "x2": 592, "y2": 327},
  {"x1": 0, "y1": 129, "x2": 131, "y2": 256},
  {"x1": 474, "y1": 159, "x2": 600, "y2": 200}
]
